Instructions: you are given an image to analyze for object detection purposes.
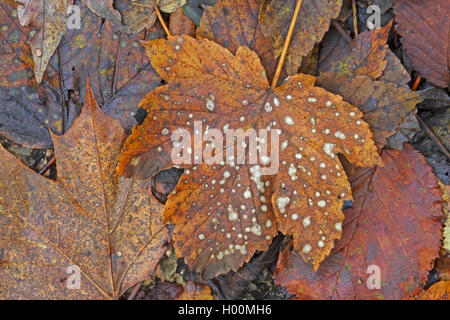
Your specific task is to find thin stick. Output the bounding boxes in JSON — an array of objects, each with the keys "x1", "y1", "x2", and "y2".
[
  {"x1": 155, "y1": 4, "x2": 171, "y2": 37},
  {"x1": 271, "y1": 0, "x2": 303, "y2": 89},
  {"x1": 331, "y1": 20, "x2": 352, "y2": 43},
  {"x1": 128, "y1": 281, "x2": 143, "y2": 300},
  {"x1": 411, "y1": 75, "x2": 450, "y2": 159},
  {"x1": 416, "y1": 116, "x2": 450, "y2": 159},
  {"x1": 411, "y1": 75, "x2": 422, "y2": 91},
  {"x1": 352, "y1": 0, "x2": 358, "y2": 36},
  {"x1": 39, "y1": 155, "x2": 55, "y2": 175}
]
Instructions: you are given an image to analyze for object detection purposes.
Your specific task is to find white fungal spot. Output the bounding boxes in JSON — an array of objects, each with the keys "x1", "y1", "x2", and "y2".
[
  {"x1": 198, "y1": 234, "x2": 205, "y2": 240},
  {"x1": 335, "y1": 222, "x2": 342, "y2": 231},
  {"x1": 323, "y1": 143, "x2": 336, "y2": 158},
  {"x1": 317, "y1": 200, "x2": 326, "y2": 208},
  {"x1": 284, "y1": 116, "x2": 295, "y2": 125},
  {"x1": 273, "y1": 97, "x2": 280, "y2": 106},
  {"x1": 302, "y1": 244, "x2": 312, "y2": 253},
  {"x1": 277, "y1": 197, "x2": 290, "y2": 213},
  {"x1": 302, "y1": 216, "x2": 311, "y2": 228}
]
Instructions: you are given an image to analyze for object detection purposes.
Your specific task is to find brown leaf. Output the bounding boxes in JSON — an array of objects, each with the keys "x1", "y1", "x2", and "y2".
[
  {"x1": 169, "y1": 7, "x2": 196, "y2": 37},
  {"x1": 16, "y1": 0, "x2": 68, "y2": 83},
  {"x1": 117, "y1": 36, "x2": 381, "y2": 278},
  {"x1": 175, "y1": 281, "x2": 214, "y2": 300},
  {"x1": 274, "y1": 144, "x2": 444, "y2": 299},
  {"x1": 260, "y1": 0, "x2": 343, "y2": 75},
  {"x1": 0, "y1": 81, "x2": 169, "y2": 299},
  {"x1": 317, "y1": 72, "x2": 423, "y2": 150},
  {"x1": 394, "y1": 0, "x2": 450, "y2": 88},
  {"x1": 81, "y1": 0, "x2": 122, "y2": 25},
  {"x1": 115, "y1": 0, "x2": 186, "y2": 34},
  {"x1": 415, "y1": 281, "x2": 450, "y2": 300},
  {"x1": 197, "y1": 0, "x2": 278, "y2": 82},
  {"x1": 318, "y1": 22, "x2": 392, "y2": 79}
]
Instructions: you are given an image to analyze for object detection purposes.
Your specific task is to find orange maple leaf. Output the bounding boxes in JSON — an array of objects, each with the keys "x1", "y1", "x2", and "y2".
[{"x1": 117, "y1": 36, "x2": 382, "y2": 278}]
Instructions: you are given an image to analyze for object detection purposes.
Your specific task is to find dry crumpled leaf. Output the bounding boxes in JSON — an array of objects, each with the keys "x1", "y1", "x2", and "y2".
[
  {"x1": 198, "y1": 0, "x2": 278, "y2": 82},
  {"x1": 260, "y1": 0, "x2": 342, "y2": 75},
  {"x1": 0, "y1": 82, "x2": 169, "y2": 299},
  {"x1": 16, "y1": 0, "x2": 69, "y2": 83},
  {"x1": 274, "y1": 144, "x2": 444, "y2": 300},
  {"x1": 175, "y1": 281, "x2": 214, "y2": 300},
  {"x1": 394, "y1": 0, "x2": 450, "y2": 88},
  {"x1": 117, "y1": 35, "x2": 381, "y2": 278},
  {"x1": 317, "y1": 72, "x2": 423, "y2": 150},
  {"x1": 416, "y1": 281, "x2": 450, "y2": 300}
]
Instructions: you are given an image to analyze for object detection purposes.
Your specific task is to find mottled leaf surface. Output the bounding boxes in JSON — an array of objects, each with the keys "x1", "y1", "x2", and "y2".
[
  {"x1": 274, "y1": 144, "x2": 444, "y2": 299},
  {"x1": 260, "y1": 0, "x2": 342, "y2": 75},
  {"x1": 394, "y1": 0, "x2": 449, "y2": 88},
  {"x1": 0, "y1": 83, "x2": 169, "y2": 299},
  {"x1": 117, "y1": 36, "x2": 381, "y2": 278},
  {"x1": 198, "y1": 0, "x2": 278, "y2": 82}
]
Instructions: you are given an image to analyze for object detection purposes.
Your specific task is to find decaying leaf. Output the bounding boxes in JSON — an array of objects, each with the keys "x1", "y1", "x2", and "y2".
[
  {"x1": 0, "y1": 0, "x2": 66, "y2": 147},
  {"x1": 0, "y1": 82, "x2": 169, "y2": 299},
  {"x1": 117, "y1": 35, "x2": 381, "y2": 278},
  {"x1": 318, "y1": 22, "x2": 392, "y2": 79},
  {"x1": 317, "y1": 72, "x2": 423, "y2": 150},
  {"x1": 198, "y1": 0, "x2": 278, "y2": 82},
  {"x1": 170, "y1": 7, "x2": 196, "y2": 37},
  {"x1": 0, "y1": 0, "x2": 163, "y2": 148},
  {"x1": 394, "y1": 0, "x2": 450, "y2": 88},
  {"x1": 176, "y1": 281, "x2": 214, "y2": 300},
  {"x1": 115, "y1": 0, "x2": 186, "y2": 34},
  {"x1": 416, "y1": 281, "x2": 450, "y2": 300},
  {"x1": 16, "y1": 0, "x2": 69, "y2": 83},
  {"x1": 274, "y1": 144, "x2": 444, "y2": 299},
  {"x1": 55, "y1": 1, "x2": 163, "y2": 131},
  {"x1": 81, "y1": 0, "x2": 122, "y2": 25},
  {"x1": 260, "y1": 0, "x2": 342, "y2": 75}
]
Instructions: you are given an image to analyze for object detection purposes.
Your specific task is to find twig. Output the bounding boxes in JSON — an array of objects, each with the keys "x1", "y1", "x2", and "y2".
[
  {"x1": 411, "y1": 75, "x2": 422, "y2": 91},
  {"x1": 271, "y1": 0, "x2": 303, "y2": 89},
  {"x1": 416, "y1": 116, "x2": 450, "y2": 159},
  {"x1": 128, "y1": 281, "x2": 143, "y2": 300},
  {"x1": 39, "y1": 155, "x2": 55, "y2": 175},
  {"x1": 331, "y1": 20, "x2": 352, "y2": 43},
  {"x1": 155, "y1": 3, "x2": 171, "y2": 37},
  {"x1": 411, "y1": 75, "x2": 450, "y2": 159},
  {"x1": 352, "y1": 0, "x2": 358, "y2": 36}
]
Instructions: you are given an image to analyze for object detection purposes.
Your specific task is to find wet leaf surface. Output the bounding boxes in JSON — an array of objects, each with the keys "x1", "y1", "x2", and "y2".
[
  {"x1": 117, "y1": 35, "x2": 381, "y2": 278},
  {"x1": 274, "y1": 144, "x2": 444, "y2": 299},
  {"x1": 0, "y1": 82, "x2": 169, "y2": 299},
  {"x1": 260, "y1": 0, "x2": 343, "y2": 75},
  {"x1": 394, "y1": 0, "x2": 450, "y2": 88}
]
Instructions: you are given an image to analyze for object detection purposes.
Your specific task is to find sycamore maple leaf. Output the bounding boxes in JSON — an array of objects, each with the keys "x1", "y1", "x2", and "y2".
[{"x1": 117, "y1": 35, "x2": 382, "y2": 278}]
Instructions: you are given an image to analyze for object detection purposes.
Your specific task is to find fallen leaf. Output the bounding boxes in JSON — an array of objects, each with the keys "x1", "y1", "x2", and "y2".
[
  {"x1": 117, "y1": 35, "x2": 381, "y2": 278},
  {"x1": 0, "y1": 81, "x2": 169, "y2": 299},
  {"x1": 115, "y1": 0, "x2": 186, "y2": 34},
  {"x1": 0, "y1": 1, "x2": 163, "y2": 148},
  {"x1": 16, "y1": 0, "x2": 69, "y2": 83},
  {"x1": 274, "y1": 144, "x2": 444, "y2": 299},
  {"x1": 197, "y1": 0, "x2": 278, "y2": 82},
  {"x1": 318, "y1": 22, "x2": 392, "y2": 79},
  {"x1": 415, "y1": 281, "x2": 450, "y2": 300},
  {"x1": 81, "y1": 0, "x2": 122, "y2": 25},
  {"x1": 0, "y1": 0, "x2": 66, "y2": 147},
  {"x1": 394, "y1": 0, "x2": 450, "y2": 88},
  {"x1": 317, "y1": 72, "x2": 423, "y2": 149},
  {"x1": 260, "y1": 0, "x2": 343, "y2": 75},
  {"x1": 170, "y1": 7, "x2": 196, "y2": 36},
  {"x1": 176, "y1": 281, "x2": 214, "y2": 300}
]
